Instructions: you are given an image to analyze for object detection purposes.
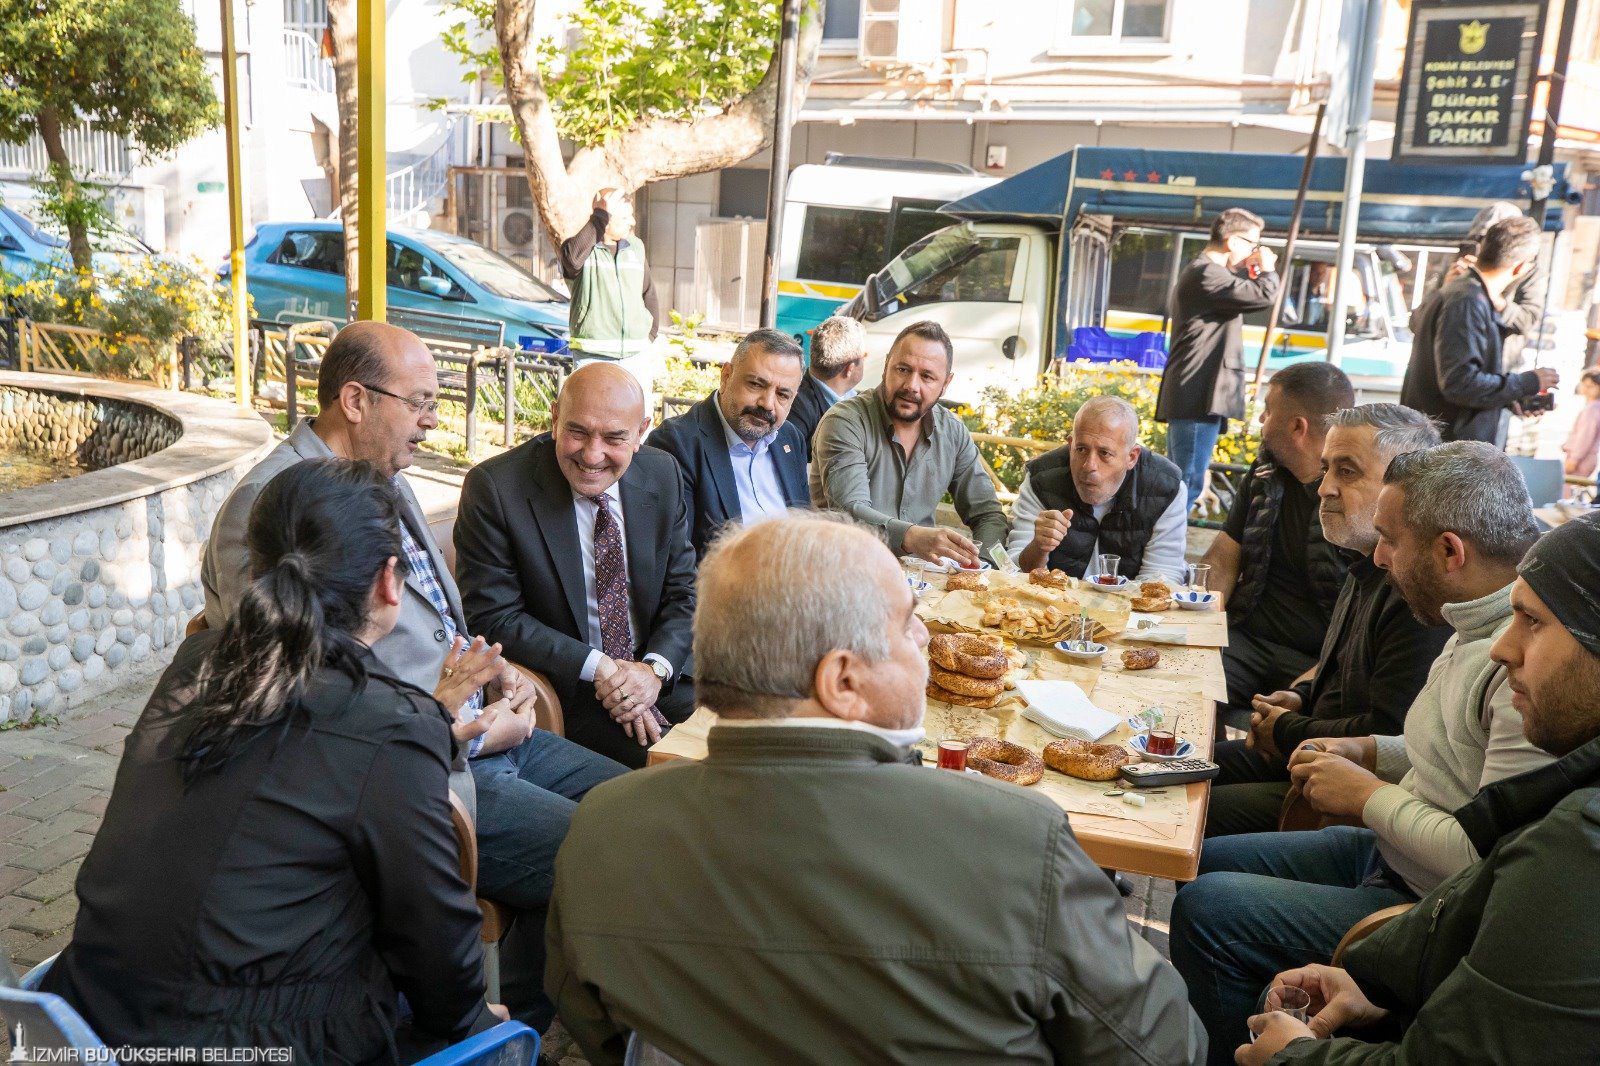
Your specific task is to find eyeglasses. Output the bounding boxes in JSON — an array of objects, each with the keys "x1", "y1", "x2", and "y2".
[{"x1": 360, "y1": 382, "x2": 440, "y2": 416}]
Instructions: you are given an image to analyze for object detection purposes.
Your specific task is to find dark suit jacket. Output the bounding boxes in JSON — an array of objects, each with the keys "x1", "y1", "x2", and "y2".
[
  {"x1": 647, "y1": 395, "x2": 810, "y2": 558},
  {"x1": 454, "y1": 436, "x2": 696, "y2": 762},
  {"x1": 786, "y1": 373, "x2": 838, "y2": 461}
]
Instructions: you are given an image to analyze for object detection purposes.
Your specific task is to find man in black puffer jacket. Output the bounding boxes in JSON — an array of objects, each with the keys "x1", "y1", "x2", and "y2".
[
  {"x1": 1237, "y1": 514, "x2": 1600, "y2": 1066},
  {"x1": 1005, "y1": 396, "x2": 1188, "y2": 583}
]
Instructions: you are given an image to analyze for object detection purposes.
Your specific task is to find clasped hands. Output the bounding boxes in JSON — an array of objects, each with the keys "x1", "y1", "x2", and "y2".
[
  {"x1": 595, "y1": 655, "x2": 664, "y2": 747},
  {"x1": 433, "y1": 635, "x2": 538, "y2": 750},
  {"x1": 1234, "y1": 963, "x2": 1389, "y2": 1064}
]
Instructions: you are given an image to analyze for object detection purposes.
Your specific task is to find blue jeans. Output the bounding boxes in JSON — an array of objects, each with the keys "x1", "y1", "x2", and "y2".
[
  {"x1": 1167, "y1": 417, "x2": 1225, "y2": 510},
  {"x1": 471, "y1": 730, "x2": 628, "y2": 1029},
  {"x1": 1169, "y1": 826, "x2": 1418, "y2": 1066}
]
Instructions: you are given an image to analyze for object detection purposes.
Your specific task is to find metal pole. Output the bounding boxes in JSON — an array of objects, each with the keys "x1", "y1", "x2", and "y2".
[
  {"x1": 1530, "y1": 0, "x2": 1580, "y2": 224},
  {"x1": 218, "y1": 0, "x2": 250, "y2": 410},
  {"x1": 758, "y1": 0, "x2": 801, "y2": 330},
  {"x1": 356, "y1": 0, "x2": 386, "y2": 321},
  {"x1": 1326, "y1": 0, "x2": 1383, "y2": 366},
  {"x1": 1255, "y1": 103, "x2": 1326, "y2": 388}
]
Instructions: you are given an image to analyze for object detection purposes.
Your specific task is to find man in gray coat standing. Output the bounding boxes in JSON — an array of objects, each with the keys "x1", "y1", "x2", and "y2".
[{"x1": 547, "y1": 512, "x2": 1205, "y2": 1065}]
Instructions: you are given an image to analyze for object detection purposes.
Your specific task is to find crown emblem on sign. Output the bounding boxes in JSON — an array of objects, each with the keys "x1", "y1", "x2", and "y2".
[{"x1": 1459, "y1": 19, "x2": 1489, "y2": 54}]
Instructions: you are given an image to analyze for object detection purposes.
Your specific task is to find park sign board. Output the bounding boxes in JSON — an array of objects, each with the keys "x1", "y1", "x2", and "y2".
[{"x1": 1392, "y1": 0, "x2": 1547, "y2": 165}]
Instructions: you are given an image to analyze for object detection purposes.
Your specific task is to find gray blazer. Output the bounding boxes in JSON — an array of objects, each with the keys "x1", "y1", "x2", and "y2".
[{"x1": 201, "y1": 421, "x2": 477, "y2": 807}]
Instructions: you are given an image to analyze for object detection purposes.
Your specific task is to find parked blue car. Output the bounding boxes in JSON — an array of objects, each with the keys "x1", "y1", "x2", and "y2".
[
  {"x1": 0, "y1": 205, "x2": 154, "y2": 279},
  {"x1": 237, "y1": 221, "x2": 569, "y2": 346}
]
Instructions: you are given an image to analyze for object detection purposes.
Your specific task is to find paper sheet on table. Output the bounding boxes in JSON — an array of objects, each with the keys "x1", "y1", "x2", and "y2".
[
  {"x1": 1122, "y1": 607, "x2": 1230, "y2": 648},
  {"x1": 1015, "y1": 680, "x2": 1121, "y2": 741}
]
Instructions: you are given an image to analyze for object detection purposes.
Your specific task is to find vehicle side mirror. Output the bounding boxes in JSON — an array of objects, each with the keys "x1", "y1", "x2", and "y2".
[
  {"x1": 417, "y1": 275, "x2": 452, "y2": 298},
  {"x1": 0, "y1": 234, "x2": 22, "y2": 253}
]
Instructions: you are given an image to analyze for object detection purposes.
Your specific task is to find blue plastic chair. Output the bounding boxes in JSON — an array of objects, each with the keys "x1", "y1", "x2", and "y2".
[
  {"x1": 0, "y1": 961, "x2": 111, "y2": 1058},
  {"x1": 1509, "y1": 454, "x2": 1565, "y2": 508},
  {"x1": 18, "y1": 955, "x2": 537, "y2": 1065},
  {"x1": 412, "y1": 1020, "x2": 540, "y2": 1065}
]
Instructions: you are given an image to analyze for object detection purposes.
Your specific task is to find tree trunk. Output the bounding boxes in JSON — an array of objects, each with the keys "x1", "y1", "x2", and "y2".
[
  {"x1": 495, "y1": 0, "x2": 825, "y2": 249},
  {"x1": 36, "y1": 108, "x2": 94, "y2": 275},
  {"x1": 328, "y1": 0, "x2": 362, "y2": 318}
]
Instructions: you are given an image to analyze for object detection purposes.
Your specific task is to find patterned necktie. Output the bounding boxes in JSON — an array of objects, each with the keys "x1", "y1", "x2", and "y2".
[{"x1": 590, "y1": 494, "x2": 667, "y2": 728}]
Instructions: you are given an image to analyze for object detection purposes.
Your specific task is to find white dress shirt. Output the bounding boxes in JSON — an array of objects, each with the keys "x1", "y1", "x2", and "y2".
[
  {"x1": 1005, "y1": 472, "x2": 1189, "y2": 582},
  {"x1": 572, "y1": 487, "x2": 673, "y2": 682},
  {"x1": 713, "y1": 391, "x2": 789, "y2": 525}
]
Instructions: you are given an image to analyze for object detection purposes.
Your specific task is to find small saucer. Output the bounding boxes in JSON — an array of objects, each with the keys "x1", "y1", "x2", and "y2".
[
  {"x1": 1172, "y1": 590, "x2": 1219, "y2": 610},
  {"x1": 1055, "y1": 639, "x2": 1107, "y2": 662},
  {"x1": 1128, "y1": 733, "x2": 1196, "y2": 762},
  {"x1": 1088, "y1": 575, "x2": 1129, "y2": 591},
  {"x1": 906, "y1": 577, "x2": 932, "y2": 595}
]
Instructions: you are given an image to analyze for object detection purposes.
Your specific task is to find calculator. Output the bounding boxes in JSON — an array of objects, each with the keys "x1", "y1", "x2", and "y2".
[{"x1": 1119, "y1": 758, "x2": 1221, "y2": 788}]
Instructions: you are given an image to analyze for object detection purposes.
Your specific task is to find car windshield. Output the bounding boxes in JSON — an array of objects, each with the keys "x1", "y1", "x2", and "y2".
[
  {"x1": 425, "y1": 236, "x2": 566, "y2": 304},
  {"x1": 880, "y1": 224, "x2": 984, "y2": 300},
  {"x1": 1, "y1": 206, "x2": 149, "y2": 256}
]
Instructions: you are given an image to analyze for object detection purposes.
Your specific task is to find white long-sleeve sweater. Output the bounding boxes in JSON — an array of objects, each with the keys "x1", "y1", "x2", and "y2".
[{"x1": 1362, "y1": 582, "x2": 1552, "y2": 895}]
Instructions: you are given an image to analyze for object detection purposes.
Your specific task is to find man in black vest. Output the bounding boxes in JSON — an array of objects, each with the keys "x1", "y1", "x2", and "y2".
[
  {"x1": 1204, "y1": 362, "x2": 1354, "y2": 726},
  {"x1": 1006, "y1": 396, "x2": 1188, "y2": 582}
]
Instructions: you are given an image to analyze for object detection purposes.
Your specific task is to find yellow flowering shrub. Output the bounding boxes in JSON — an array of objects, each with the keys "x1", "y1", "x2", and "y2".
[
  {"x1": 966, "y1": 360, "x2": 1261, "y2": 491},
  {"x1": 1, "y1": 259, "x2": 246, "y2": 380}
]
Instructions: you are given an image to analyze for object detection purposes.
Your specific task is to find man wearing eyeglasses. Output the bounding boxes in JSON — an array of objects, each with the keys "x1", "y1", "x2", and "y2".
[{"x1": 1155, "y1": 207, "x2": 1280, "y2": 512}]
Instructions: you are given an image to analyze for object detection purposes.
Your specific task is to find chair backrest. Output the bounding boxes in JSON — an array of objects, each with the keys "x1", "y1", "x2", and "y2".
[
  {"x1": 1331, "y1": 903, "x2": 1414, "y2": 965},
  {"x1": 0, "y1": 985, "x2": 110, "y2": 1056},
  {"x1": 1509, "y1": 455, "x2": 1565, "y2": 508},
  {"x1": 411, "y1": 1019, "x2": 540, "y2": 1065},
  {"x1": 448, "y1": 789, "x2": 478, "y2": 891}
]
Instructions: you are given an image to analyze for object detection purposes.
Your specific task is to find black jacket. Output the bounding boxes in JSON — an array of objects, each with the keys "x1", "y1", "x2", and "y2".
[
  {"x1": 1401, "y1": 272, "x2": 1542, "y2": 443},
  {"x1": 1273, "y1": 557, "x2": 1453, "y2": 751},
  {"x1": 647, "y1": 394, "x2": 810, "y2": 559},
  {"x1": 453, "y1": 435, "x2": 697, "y2": 765},
  {"x1": 43, "y1": 632, "x2": 487, "y2": 1064},
  {"x1": 1155, "y1": 257, "x2": 1278, "y2": 423},
  {"x1": 1025, "y1": 444, "x2": 1183, "y2": 579},
  {"x1": 1227, "y1": 455, "x2": 1348, "y2": 622},
  {"x1": 1274, "y1": 733, "x2": 1600, "y2": 1064},
  {"x1": 786, "y1": 373, "x2": 839, "y2": 462}
]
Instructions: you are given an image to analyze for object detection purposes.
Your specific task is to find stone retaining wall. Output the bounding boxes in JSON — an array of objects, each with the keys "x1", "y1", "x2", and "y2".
[
  {"x1": 0, "y1": 374, "x2": 274, "y2": 725},
  {"x1": 0, "y1": 386, "x2": 181, "y2": 474}
]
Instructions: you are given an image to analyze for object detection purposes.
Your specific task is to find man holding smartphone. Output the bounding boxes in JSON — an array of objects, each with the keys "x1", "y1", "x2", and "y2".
[
  {"x1": 1401, "y1": 215, "x2": 1557, "y2": 445},
  {"x1": 1156, "y1": 208, "x2": 1280, "y2": 512}
]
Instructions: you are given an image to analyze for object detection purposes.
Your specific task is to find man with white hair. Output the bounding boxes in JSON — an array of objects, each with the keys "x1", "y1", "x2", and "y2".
[
  {"x1": 545, "y1": 512, "x2": 1206, "y2": 1065},
  {"x1": 1006, "y1": 395, "x2": 1188, "y2": 581},
  {"x1": 1209, "y1": 404, "x2": 1453, "y2": 838},
  {"x1": 788, "y1": 314, "x2": 867, "y2": 459}
]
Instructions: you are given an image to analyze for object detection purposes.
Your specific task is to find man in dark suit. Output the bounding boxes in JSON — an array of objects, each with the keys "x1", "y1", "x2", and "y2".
[
  {"x1": 649, "y1": 328, "x2": 809, "y2": 558},
  {"x1": 787, "y1": 314, "x2": 867, "y2": 459},
  {"x1": 455, "y1": 362, "x2": 697, "y2": 769}
]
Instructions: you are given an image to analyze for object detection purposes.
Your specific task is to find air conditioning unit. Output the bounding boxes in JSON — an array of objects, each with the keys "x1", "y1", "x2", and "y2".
[
  {"x1": 496, "y1": 206, "x2": 537, "y2": 271},
  {"x1": 859, "y1": 0, "x2": 942, "y2": 69}
]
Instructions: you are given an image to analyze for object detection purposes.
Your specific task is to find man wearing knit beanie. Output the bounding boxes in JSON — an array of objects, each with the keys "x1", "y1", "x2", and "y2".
[{"x1": 1235, "y1": 512, "x2": 1600, "y2": 1065}]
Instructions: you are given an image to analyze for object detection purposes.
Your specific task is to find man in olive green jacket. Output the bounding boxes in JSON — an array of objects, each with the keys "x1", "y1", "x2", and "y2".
[
  {"x1": 1238, "y1": 515, "x2": 1600, "y2": 1065},
  {"x1": 546, "y1": 512, "x2": 1205, "y2": 1065}
]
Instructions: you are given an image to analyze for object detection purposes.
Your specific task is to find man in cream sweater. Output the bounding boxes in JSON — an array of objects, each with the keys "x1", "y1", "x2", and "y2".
[{"x1": 1170, "y1": 441, "x2": 1552, "y2": 1063}]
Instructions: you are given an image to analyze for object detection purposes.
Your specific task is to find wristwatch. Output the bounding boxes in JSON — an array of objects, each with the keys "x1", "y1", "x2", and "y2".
[{"x1": 648, "y1": 658, "x2": 671, "y2": 683}]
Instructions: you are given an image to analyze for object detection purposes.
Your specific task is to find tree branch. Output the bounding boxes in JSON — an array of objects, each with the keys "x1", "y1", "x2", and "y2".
[{"x1": 497, "y1": 0, "x2": 825, "y2": 247}]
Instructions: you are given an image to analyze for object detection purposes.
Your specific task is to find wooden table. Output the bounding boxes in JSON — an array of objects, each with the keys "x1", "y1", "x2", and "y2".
[{"x1": 648, "y1": 578, "x2": 1227, "y2": 882}]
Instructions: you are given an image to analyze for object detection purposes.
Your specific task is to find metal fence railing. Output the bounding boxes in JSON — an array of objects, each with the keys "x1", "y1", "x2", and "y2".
[{"x1": 283, "y1": 28, "x2": 336, "y2": 94}]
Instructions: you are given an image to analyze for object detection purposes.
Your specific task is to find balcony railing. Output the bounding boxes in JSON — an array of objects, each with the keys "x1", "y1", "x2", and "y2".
[
  {"x1": 0, "y1": 123, "x2": 133, "y2": 179},
  {"x1": 283, "y1": 28, "x2": 335, "y2": 94}
]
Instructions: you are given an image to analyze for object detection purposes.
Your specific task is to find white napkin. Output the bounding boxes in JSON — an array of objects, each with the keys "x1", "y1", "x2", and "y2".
[
  {"x1": 1015, "y1": 680, "x2": 1121, "y2": 742},
  {"x1": 1127, "y1": 614, "x2": 1191, "y2": 645}
]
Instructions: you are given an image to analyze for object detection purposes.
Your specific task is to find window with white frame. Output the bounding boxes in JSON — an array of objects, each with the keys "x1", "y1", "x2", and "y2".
[
  {"x1": 1057, "y1": 0, "x2": 1170, "y2": 46},
  {"x1": 823, "y1": 0, "x2": 862, "y2": 46}
]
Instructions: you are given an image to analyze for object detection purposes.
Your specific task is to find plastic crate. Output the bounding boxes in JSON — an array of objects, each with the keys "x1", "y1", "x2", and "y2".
[{"x1": 1065, "y1": 327, "x2": 1168, "y2": 369}]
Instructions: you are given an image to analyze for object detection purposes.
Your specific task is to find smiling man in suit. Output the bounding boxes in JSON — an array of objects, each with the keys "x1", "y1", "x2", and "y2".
[
  {"x1": 649, "y1": 328, "x2": 809, "y2": 559},
  {"x1": 455, "y1": 362, "x2": 698, "y2": 769}
]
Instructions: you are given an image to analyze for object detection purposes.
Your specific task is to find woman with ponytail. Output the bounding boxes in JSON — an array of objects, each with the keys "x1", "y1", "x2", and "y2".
[{"x1": 43, "y1": 460, "x2": 506, "y2": 1063}]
